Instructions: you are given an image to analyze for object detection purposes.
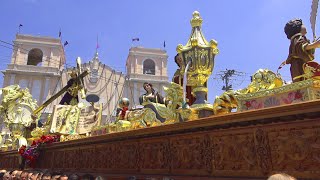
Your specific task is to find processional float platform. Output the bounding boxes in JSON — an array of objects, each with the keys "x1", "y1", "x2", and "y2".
[{"x1": 1, "y1": 99, "x2": 320, "y2": 180}]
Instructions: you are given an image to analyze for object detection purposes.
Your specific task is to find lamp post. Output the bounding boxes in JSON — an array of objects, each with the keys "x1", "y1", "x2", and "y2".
[{"x1": 177, "y1": 11, "x2": 219, "y2": 117}]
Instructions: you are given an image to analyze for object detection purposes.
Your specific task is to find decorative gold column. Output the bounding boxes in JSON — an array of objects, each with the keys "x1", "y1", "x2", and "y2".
[{"x1": 176, "y1": 11, "x2": 219, "y2": 117}]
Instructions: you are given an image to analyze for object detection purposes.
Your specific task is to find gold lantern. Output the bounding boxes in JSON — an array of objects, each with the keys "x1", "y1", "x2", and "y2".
[{"x1": 176, "y1": 11, "x2": 219, "y2": 114}]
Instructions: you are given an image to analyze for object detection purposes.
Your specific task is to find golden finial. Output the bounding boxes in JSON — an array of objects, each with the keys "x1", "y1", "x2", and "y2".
[
  {"x1": 190, "y1": 11, "x2": 203, "y2": 27},
  {"x1": 176, "y1": 10, "x2": 219, "y2": 110}
]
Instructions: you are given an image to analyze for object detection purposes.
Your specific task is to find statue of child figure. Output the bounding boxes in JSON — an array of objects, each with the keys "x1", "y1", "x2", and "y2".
[{"x1": 284, "y1": 19, "x2": 320, "y2": 82}]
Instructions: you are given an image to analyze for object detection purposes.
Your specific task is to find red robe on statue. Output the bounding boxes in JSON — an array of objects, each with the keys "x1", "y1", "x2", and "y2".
[{"x1": 173, "y1": 69, "x2": 196, "y2": 105}]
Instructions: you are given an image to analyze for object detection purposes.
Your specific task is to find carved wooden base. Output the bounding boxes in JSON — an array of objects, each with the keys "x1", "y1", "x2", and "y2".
[{"x1": 2, "y1": 100, "x2": 320, "y2": 179}]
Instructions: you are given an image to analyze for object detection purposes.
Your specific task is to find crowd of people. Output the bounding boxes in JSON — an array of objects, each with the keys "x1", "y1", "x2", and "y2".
[
  {"x1": 0, "y1": 170, "x2": 297, "y2": 180},
  {"x1": 0, "y1": 170, "x2": 103, "y2": 180}
]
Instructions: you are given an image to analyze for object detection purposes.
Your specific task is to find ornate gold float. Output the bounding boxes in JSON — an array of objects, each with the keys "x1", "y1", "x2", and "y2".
[{"x1": 213, "y1": 68, "x2": 320, "y2": 114}]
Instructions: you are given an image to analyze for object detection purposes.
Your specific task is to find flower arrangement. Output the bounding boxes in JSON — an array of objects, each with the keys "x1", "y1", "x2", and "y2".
[
  {"x1": 18, "y1": 134, "x2": 60, "y2": 167},
  {"x1": 282, "y1": 90, "x2": 304, "y2": 104},
  {"x1": 244, "y1": 99, "x2": 262, "y2": 110}
]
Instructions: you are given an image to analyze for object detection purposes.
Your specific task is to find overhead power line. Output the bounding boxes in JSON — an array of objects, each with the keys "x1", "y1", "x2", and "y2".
[
  {"x1": 0, "y1": 39, "x2": 65, "y2": 68},
  {"x1": 216, "y1": 69, "x2": 246, "y2": 91}
]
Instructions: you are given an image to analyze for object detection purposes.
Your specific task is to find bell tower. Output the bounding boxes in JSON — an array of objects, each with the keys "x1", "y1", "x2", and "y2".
[
  {"x1": 2, "y1": 34, "x2": 65, "y2": 105},
  {"x1": 124, "y1": 47, "x2": 169, "y2": 108}
]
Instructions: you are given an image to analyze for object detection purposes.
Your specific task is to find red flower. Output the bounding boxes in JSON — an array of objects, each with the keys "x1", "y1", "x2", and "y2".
[
  {"x1": 45, "y1": 136, "x2": 54, "y2": 143},
  {"x1": 245, "y1": 101, "x2": 251, "y2": 108},
  {"x1": 26, "y1": 155, "x2": 32, "y2": 160},
  {"x1": 31, "y1": 140, "x2": 37, "y2": 146},
  {"x1": 18, "y1": 134, "x2": 60, "y2": 167},
  {"x1": 294, "y1": 90, "x2": 303, "y2": 100},
  {"x1": 53, "y1": 135, "x2": 60, "y2": 142},
  {"x1": 18, "y1": 145, "x2": 26, "y2": 155}
]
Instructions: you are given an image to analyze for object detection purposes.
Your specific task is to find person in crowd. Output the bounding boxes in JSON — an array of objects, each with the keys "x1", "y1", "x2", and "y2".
[
  {"x1": 81, "y1": 174, "x2": 94, "y2": 180},
  {"x1": 94, "y1": 176, "x2": 104, "y2": 180},
  {"x1": 67, "y1": 174, "x2": 79, "y2": 180},
  {"x1": 30, "y1": 172, "x2": 39, "y2": 180},
  {"x1": 27, "y1": 172, "x2": 33, "y2": 180},
  {"x1": 10, "y1": 170, "x2": 18, "y2": 180},
  {"x1": 3, "y1": 172, "x2": 11, "y2": 180},
  {"x1": 14, "y1": 171, "x2": 22, "y2": 180},
  {"x1": 58, "y1": 174, "x2": 68, "y2": 180},
  {"x1": 41, "y1": 173, "x2": 51, "y2": 180},
  {"x1": 0, "y1": 170, "x2": 6, "y2": 173},
  {"x1": 36, "y1": 172, "x2": 43, "y2": 180},
  {"x1": 267, "y1": 173, "x2": 296, "y2": 180},
  {"x1": 0, "y1": 172, "x2": 5, "y2": 180},
  {"x1": 50, "y1": 171, "x2": 61, "y2": 180},
  {"x1": 20, "y1": 171, "x2": 28, "y2": 180}
]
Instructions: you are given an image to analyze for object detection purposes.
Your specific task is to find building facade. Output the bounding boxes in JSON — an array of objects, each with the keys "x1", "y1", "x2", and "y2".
[
  {"x1": 1, "y1": 34, "x2": 169, "y2": 123},
  {"x1": 2, "y1": 34, "x2": 65, "y2": 106},
  {"x1": 61, "y1": 51, "x2": 126, "y2": 123}
]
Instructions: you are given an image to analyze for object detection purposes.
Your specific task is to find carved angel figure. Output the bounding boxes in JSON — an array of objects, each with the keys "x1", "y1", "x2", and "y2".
[
  {"x1": 0, "y1": 85, "x2": 38, "y2": 127},
  {"x1": 0, "y1": 85, "x2": 38, "y2": 149}
]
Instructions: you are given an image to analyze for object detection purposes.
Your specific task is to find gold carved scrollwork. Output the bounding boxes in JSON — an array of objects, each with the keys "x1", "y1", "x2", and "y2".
[
  {"x1": 213, "y1": 91, "x2": 238, "y2": 115},
  {"x1": 254, "y1": 129, "x2": 272, "y2": 173},
  {"x1": 177, "y1": 11, "x2": 218, "y2": 88},
  {"x1": 213, "y1": 69, "x2": 284, "y2": 115},
  {"x1": 213, "y1": 71, "x2": 320, "y2": 116},
  {"x1": 0, "y1": 85, "x2": 38, "y2": 149},
  {"x1": 268, "y1": 128, "x2": 320, "y2": 172},
  {"x1": 0, "y1": 85, "x2": 38, "y2": 127},
  {"x1": 201, "y1": 50, "x2": 209, "y2": 68}
]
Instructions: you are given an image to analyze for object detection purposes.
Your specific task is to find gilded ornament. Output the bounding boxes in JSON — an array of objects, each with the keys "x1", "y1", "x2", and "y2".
[
  {"x1": 60, "y1": 134, "x2": 87, "y2": 142},
  {"x1": 190, "y1": 11, "x2": 203, "y2": 28},
  {"x1": 0, "y1": 85, "x2": 38, "y2": 150},
  {"x1": 213, "y1": 68, "x2": 320, "y2": 115},
  {"x1": 176, "y1": 11, "x2": 218, "y2": 117}
]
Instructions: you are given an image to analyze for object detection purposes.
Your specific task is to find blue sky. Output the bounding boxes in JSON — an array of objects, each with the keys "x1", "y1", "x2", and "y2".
[{"x1": 0, "y1": 0, "x2": 317, "y2": 103}]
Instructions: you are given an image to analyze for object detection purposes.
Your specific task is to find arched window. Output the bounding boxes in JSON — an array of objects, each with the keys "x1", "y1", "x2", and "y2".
[
  {"x1": 27, "y1": 48, "x2": 43, "y2": 66},
  {"x1": 143, "y1": 59, "x2": 155, "y2": 75}
]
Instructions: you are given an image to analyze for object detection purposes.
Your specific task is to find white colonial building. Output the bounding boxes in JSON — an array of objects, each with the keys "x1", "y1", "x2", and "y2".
[{"x1": 1, "y1": 34, "x2": 169, "y2": 123}]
